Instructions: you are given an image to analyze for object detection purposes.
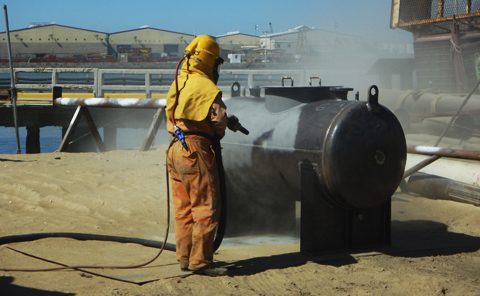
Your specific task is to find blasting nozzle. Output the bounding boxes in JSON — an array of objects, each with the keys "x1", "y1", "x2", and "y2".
[{"x1": 227, "y1": 113, "x2": 249, "y2": 135}]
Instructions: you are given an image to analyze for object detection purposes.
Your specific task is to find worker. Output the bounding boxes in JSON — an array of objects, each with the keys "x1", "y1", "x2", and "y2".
[{"x1": 165, "y1": 35, "x2": 235, "y2": 276}]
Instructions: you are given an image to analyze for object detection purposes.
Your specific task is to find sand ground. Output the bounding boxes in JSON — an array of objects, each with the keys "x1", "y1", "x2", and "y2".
[{"x1": 1, "y1": 147, "x2": 479, "y2": 295}]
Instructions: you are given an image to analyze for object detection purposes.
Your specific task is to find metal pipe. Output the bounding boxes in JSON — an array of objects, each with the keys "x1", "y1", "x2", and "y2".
[
  {"x1": 403, "y1": 77, "x2": 480, "y2": 178},
  {"x1": 435, "y1": 77, "x2": 480, "y2": 146},
  {"x1": 4, "y1": 5, "x2": 20, "y2": 154},
  {"x1": 408, "y1": 173, "x2": 480, "y2": 207},
  {"x1": 386, "y1": 90, "x2": 480, "y2": 117},
  {"x1": 54, "y1": 97, "x2": 166, "y2": 109},
  {"x1": 406, "y1": 153, "x2": 480, "y2": 186},
  {"x1": 407, "y1": 145, "x2": 480, "y2": 161}
]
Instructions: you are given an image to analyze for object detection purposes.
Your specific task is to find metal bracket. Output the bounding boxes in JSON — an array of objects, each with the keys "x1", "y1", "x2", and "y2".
[
  {"x1": 309, "y1": 76, "x2": 321, "y2": 86},
  {"x1": 58, "y1": 106, "x2": 107, "y2": 152},
  {"x1": 282, "y1": 76, "x2": 294, "y2": 87},
  {"x1": 367, "y1": 85, "x2": 380, "y2": 113}
]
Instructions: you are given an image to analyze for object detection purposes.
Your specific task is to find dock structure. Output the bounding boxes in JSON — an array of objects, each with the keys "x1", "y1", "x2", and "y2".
[
  {"x1": 0, "y1": 68, "x2": 175, "y2": 153},
  {"x1": 0, "y1": 67, "x2": 316, "y2": 153},
  {"x1": 0, "y1": 89, "x2": 163, "y2": 153}
]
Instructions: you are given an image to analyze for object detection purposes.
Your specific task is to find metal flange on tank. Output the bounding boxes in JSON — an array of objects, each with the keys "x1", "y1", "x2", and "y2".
[{"x1": 222, "y1": 78, "x2": 407, "y2": 255}]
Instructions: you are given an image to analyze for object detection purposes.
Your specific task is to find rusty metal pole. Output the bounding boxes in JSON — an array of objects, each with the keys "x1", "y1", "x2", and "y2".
[
  {"x1": 4, "y1": 5, "x2": 21, "y2": 154},
  {"x1": 451, "y1": 20, "x2": 469, "y2": 94},
  {"x1": 438, "y1": 0, "x2": 444, "y2": 18}
]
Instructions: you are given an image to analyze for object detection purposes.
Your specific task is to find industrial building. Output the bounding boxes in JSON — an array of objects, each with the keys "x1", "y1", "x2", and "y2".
[
  {"x1": 0, "y1": 24, "x2": 196, "y2": 62},
  {"x1": 0, "y1": 23, "x2": 370, "y2": 64}
]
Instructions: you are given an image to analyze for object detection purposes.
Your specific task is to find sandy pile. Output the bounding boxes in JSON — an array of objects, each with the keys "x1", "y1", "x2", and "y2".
[{"x1": 1, "y1": 148, "x2": 480, "y2": 295}]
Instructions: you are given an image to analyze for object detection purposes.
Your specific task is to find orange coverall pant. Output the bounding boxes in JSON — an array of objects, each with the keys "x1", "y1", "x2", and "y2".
[{"x1": 166, "y1": 135, "x2": 221, "y2": 271}]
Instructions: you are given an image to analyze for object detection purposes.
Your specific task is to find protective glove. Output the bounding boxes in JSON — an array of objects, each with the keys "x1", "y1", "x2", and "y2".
[
  {"x1": 226, "y1": 113, "x2": 239, "y2": 131},
  {"x1": 226, "y1": 113, "x2": 249, "y2": 135}
]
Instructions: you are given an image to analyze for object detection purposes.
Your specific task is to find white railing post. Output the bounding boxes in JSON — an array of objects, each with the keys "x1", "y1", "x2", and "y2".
[
  {"x1": 248, "y1": 73, "x2": 254, "y2": 88},
  {"x1": 96, "y1": 69, "x2": 104, "y2": 98},
  {"x1": 93, "y1": 68, "x2": 100, "y2": 97},
  {"x1": 52, "y1": 68, "x2": 58, "y2": 87},
  {"x1": 145, "y1": 73, "x2": 151, "y2": 98}
]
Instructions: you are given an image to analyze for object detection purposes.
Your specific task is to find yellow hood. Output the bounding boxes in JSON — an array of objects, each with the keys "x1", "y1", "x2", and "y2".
[{"x1": 165, "y1": 58, "x2": 221, "y2": 121}]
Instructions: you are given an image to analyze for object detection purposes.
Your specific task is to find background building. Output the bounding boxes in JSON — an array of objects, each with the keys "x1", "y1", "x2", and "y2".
[
  {"x1": 109, "y1": 27, "x2": 194, "y2": 61},
  {"x1": 259, "y1": 25, "x2": 364, "y2": 64},
  {"x1": 0, "y1": 23, "x2": 195, "y2": 62},
  {"x1": 0, "y1": 23, "x2": 108, "y2": 60},
  {"x1": 0, "y1": 22, "x2": 412, "y2": 83}
]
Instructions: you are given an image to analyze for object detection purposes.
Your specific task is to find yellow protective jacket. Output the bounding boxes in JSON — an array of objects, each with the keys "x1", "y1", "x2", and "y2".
[
  {"x1": 165, "y1": 58, "x2": 220, "y2": 122},
  {"x1": 165, "y1": 58, "x2": 226, "y2": 138}
]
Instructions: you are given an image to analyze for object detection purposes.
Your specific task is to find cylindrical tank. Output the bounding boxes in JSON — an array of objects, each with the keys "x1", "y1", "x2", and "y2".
[{"x1": 222, "y1": 85, "x2": 407, "y2": 215}]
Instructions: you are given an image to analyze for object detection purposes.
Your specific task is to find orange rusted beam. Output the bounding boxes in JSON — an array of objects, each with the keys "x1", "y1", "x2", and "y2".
[
  {"x1": 400, "y1": 12, "x2": 480, "y2": 27},
  {"x1": 438, "y1": 0, "x2": 444, "y2": 18}
]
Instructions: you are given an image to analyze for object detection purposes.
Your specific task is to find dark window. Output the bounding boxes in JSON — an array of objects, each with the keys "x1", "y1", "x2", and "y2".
[{"x1": 164, "y1": 44, "x2": 179, "y2": 56}]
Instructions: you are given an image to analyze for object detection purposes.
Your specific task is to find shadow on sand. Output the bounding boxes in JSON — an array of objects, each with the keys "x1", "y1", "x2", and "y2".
[
  {"x1": 0, "y1": 276, "x2": 75, "y2": 296},
  {"x1": 223, "y1": 219, "x2": 480, "y2": 276}
]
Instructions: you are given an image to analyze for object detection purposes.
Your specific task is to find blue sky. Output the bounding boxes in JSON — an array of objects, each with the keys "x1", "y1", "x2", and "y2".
[{"x1": 1, "y1": 0, "x2": 412, "y2": 43}]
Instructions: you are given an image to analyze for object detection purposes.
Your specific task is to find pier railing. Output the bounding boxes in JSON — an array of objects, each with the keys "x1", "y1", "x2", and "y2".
[{"x1": 0, "y1": 68, "x2": 314, "y2": 98}]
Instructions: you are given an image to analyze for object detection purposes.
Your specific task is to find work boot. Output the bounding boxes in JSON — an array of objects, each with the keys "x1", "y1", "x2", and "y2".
[
  {"x1": 192, "y1": 267, "x2": 228, "y2": 276},
  {"x1": 180, "y1": 261, "x2": 190, "y2": 272}
]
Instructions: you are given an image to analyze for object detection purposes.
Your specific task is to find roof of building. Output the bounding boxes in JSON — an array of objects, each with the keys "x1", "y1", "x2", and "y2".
[
  {"x1": 110, "y1": 27, "x2": 194, "y2": 36},
  {"x1": 1, "y1": 24, "x2": 194, "y2": 36},
  {"x1": 216, "y1": 31, "x2": 258, "y2": 38},
  {"x1": 259, "y1": 25, "x2": 360, "y2": 39},
  {"x1": 2, "y1": 23, "x2": 358, "y2": 40},
  {"x1": 1, "y1": 23, "x2": 107, "y2": 34}
]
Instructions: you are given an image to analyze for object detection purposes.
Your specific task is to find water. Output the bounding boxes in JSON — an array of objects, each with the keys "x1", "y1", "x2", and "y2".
[{"x1": 0, "y1": 126, "x2": 62, "y2": 154}]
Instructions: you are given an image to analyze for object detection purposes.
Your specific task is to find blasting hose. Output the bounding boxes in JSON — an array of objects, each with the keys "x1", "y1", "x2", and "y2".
[
  {"x1": 212, "y1": 115, "x2": 249, "y2": 249},
  {"x1": 171, "y1": 53, "x2": 190, "y2": 150},
  {"x1": 0, "y1": 233, "x2": 175, "y2": 251},
  {"x1": 212, "y1": 135, "x2": 227, "y2": 251}
]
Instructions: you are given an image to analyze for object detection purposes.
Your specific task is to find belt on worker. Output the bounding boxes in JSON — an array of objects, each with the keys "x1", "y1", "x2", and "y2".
[{"x1": 171, "y1": 131, "x2": 214, "y2": 142}]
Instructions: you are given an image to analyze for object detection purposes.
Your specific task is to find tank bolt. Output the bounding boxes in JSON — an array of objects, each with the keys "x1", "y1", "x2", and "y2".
[{"x1": 374, "y1": 150, "x2": 386, "y2": 165}]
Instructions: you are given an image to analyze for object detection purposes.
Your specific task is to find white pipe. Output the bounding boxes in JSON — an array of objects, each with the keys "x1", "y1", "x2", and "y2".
[{"x1": 406, "y1": 153, "x2": 480, "y2": 187}]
